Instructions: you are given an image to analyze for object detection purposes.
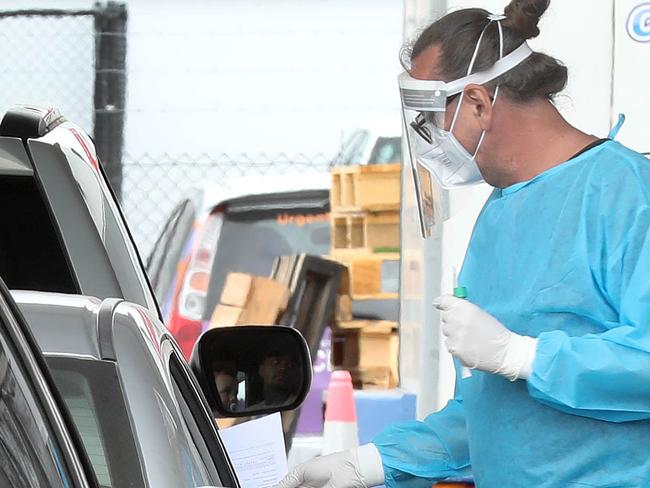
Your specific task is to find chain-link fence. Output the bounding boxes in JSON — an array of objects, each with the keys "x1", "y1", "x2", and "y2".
[
  {"x1": 0, "y1": 4, "x2": 336, "y2": 259},
  {"x1": 122, "y1": 151, "x2": 333, "y2": 257},
  {"x1": 0, "y1": 1, "x2": 401, "y2": 259},
  {"x1": 0, "y1": 8, "x2": 96, "y2": 134},
  {"x1": 0, "y1": 3, "x2": 127, "y2": 198}
]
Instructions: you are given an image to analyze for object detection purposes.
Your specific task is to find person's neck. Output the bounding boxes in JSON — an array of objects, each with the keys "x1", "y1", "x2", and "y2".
[{"x1": 494, "y1": 100, "x2": 598, "y2": 188}]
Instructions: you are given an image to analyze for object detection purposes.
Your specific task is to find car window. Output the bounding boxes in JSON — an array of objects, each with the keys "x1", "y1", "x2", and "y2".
[
  {"x1": 368, "y1": 137, "x2": 402, "y2": 164},
  {"x1": 332, "y1": 130, "x2": 369, "y2": 165},
  {"x1": 147, "y1": 199, "x2": 196, "y2": 301},
  {"x1": 0, "y1": 175, "x2": 77, "y2": 293},
  {"x1": 53, "y1": 369, "x2": 111, "y2": 485},
  {"x1": 45, "y1": 356, "x2": 146, "y2": 488},
  {"x1": 204, "y1": 209, "x2": 331, "y2": 320},
  {"x1": 168, "y1": 352, "x2": 222, "y2": 487},
  {"x1": 0, "y1": 317, "x2": 75, "y2": 487}
]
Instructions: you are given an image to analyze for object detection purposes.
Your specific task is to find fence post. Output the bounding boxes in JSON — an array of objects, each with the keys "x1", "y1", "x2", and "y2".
[{"x1": 93, "y1": 1, "x2": 127, "y2": 201}]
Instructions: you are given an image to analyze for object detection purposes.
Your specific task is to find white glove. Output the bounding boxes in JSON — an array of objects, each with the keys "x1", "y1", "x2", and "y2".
[
  {"x1": 435, "y1": 295, "x2": 538, "y2": 381},
  {"x1": 275, "y1": 444, "x2": 385, "y2": 488}
]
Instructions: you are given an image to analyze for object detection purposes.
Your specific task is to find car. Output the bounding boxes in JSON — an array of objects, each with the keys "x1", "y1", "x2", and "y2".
[
  {"x1": 331, "y1": 128, "x2": 402, "y2": 166},
  {"x1": 0, "y1": 105, "x2": 313, "y2": 486},
  {"x1": 0, "y1": 105, "x2": 159, "y2": 317},
  {"x1": 2, "y1": 281, "x2": 310, "y2": 487},
  {"x1": 146, "y1": 176, "x2": 332, "y2": 358}
]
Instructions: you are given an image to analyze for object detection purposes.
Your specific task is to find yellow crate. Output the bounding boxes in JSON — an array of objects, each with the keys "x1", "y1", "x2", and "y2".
[
  {"x1": 331, "y1": 211, "x2": 399, "y2": 252},
  {"x1": 328, "y1": 252, "x2": 400, "y2": 297},
  {"x1": 331, "y1": 164, "x2": 401, "y2": 212},
  {"x1": 331, "y1": 320, "x2": 399, "y2": 389}
]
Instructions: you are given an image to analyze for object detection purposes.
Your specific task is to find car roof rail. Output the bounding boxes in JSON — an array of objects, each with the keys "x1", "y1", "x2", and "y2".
[
  {"x1": 0, "y1": 105, "x2": 66, "y2": 141},
  {"x1": 97, "y1": 298, "x2": 124, "y2": 361}
]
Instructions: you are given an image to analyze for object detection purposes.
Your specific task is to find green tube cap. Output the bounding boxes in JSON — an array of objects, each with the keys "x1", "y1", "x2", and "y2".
[{"x1": 453, "y1": 286, "x2": 468, "y2": 299}]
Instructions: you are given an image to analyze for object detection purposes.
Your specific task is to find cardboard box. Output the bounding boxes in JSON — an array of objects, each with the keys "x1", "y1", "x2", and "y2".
[
  {"x1": 220, "y1": 272, "x2": 253, "y2": 307},
  {"x1": 238, "y1": 277, "x2": 290, "y2": 324},
  {"x1": 208, "y1": 272, "x2": 290, "y2": 327},
  {"x1": 209, "y1": 304, "x2": 243, "y2": 328}
]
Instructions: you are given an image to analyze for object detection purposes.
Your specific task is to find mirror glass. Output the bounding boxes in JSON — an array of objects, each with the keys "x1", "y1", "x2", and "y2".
[{"x1": 195, "y1": 326, "x2": 310, "y2": 416}]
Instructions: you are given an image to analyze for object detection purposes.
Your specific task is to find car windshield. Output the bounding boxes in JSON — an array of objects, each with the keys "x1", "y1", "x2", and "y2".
[
  {"x1": 203, "y1": 207, "x2": 330, "y2": 320},
  {"x1": 368, "y1": 137, "x2": 402, "y2": 164}
]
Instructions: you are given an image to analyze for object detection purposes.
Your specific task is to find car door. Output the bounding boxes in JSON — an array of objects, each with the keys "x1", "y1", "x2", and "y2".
[
  {"x1": 163, "y1": 338, "x2": 239, "y2": 488},
  {"x1": 0, "y1": 278, "x2": 93, "y2": 488}
]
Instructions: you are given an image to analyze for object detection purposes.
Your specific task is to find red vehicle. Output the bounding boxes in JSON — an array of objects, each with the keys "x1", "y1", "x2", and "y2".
[{"x1": 147, "y1": 176, "x2": 332, "y2": 358}]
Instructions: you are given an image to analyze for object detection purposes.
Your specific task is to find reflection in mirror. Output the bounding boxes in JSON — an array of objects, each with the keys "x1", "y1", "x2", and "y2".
[
  {"x1": 212, "y1": 360, "x2": 240, "y2": 412},
  {"x1": 192, "y1": 326, "x2": 311, "y2": 417},
  {"x1": 252, "y1": 344, "x2": 301, "y2": 409}
]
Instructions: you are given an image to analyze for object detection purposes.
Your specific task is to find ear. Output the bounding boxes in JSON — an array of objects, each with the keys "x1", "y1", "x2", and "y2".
[{"x1": 463, "y1": 84, "x2": 494, "y2": 130}]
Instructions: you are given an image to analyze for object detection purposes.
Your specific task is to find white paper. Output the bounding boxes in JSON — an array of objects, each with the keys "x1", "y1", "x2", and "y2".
[{"x1": 219, "y1": 413, "x2": 288, "y2": 488}]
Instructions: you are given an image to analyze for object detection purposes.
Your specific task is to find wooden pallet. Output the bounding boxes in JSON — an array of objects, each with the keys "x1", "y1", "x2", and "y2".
[
  {"x1": 331, "y1": 320, "x2": 399, "y2": 389},
  {"x1": 331, "y1": 210, "x2": 399, "y2": 252},
  {"x1": 331, "y1": 163, "x2": 401, "y2": 212},
  {"x1": 328, "y1": 252, "x2": 400, "y2": 298}
]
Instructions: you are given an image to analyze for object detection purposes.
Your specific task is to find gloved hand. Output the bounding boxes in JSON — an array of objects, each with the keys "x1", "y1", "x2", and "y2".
[
  {"x1": 434, "y1": 295, "x2": 538, "y2": 381},
  {"x1": 275, "y1": 444, "x2": 385, "y2": 488}
]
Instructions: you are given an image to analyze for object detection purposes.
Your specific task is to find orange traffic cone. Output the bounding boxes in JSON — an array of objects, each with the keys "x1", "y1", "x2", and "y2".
[{"x1": 322, "y1": 370, "x2": 359, "y2": 455}]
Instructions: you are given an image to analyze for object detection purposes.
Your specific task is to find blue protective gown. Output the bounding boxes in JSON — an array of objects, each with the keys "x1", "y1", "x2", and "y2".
[{"x1": 375, "y1": 140, "x2": 650, "y2": 488}]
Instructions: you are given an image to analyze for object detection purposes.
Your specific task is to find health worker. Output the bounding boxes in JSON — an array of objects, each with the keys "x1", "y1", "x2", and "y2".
[{"x1": 276, "y1": 0, "x2": 650, "y2": 486}]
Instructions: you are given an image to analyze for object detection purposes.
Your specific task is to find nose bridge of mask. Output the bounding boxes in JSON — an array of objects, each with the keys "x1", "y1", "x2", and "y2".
[{"x1": 448, "y1": 18, "x2": 506, "y2": 157}]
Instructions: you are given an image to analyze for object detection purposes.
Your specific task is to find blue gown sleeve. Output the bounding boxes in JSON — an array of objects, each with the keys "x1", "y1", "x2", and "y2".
[
  {"x1": 528, "y1": 204, "x2": 650, "y2": 423},
  {"x1": 373, "y1": 373, "x2": 471, "y2": 488}
]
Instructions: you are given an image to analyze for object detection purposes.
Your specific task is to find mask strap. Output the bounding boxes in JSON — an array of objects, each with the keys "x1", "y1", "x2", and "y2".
[
  {"x1": 450, "y1": 22, "x2": 490, "y2": 131},
  {"x1": 473, "y1": 19, "x2": 505, "y2": 158},
  {"x1": 450, "y1": 16, "x2": 505, "y2": 136}
]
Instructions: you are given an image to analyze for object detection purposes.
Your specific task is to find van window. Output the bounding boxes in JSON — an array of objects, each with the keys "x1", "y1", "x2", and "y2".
[
  {"x1": 0, "y1": 176, "x2": 77, "y2": 293},
  {"x1": 147, "y1": 199, "x2": 196, "y2": 300},
  {"x1": 204, "y1": 208, "x2": 330, "y2": 320}
]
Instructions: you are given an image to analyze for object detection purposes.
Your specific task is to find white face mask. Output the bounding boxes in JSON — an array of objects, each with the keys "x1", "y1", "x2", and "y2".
[{"x1": 412, "y1": 115, "x2": 486, "y2": 188}]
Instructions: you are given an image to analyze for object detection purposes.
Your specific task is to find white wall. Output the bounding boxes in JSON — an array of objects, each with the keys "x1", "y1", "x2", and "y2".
[
  {"x1": 1, "y1": 0, "x2": 404, "y2": 158},
  {"x1": 124, "y1": 0, "x2": 403, "y2": 158},
  {"x1": 613, "y1": 0, "x2": 650, "y2": 153},
  {"x1": 121, "y1": 0, "x2": 404, "y2": 253}
]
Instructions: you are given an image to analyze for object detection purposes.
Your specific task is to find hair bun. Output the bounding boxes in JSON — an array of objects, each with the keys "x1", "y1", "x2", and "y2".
[{"x1": 503, "y1": 0, "x2": 550, "y2": 39}]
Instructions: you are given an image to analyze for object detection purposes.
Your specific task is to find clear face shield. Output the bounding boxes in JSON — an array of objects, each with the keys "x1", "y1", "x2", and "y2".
[{"x1": 399, "y1": 16, "x2": 533, "y2": 238}]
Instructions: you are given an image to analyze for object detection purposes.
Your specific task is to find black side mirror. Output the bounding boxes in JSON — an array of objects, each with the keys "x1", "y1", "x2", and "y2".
[{"x1": 190, "y1": 325, "x2": 312, "y2": 417}]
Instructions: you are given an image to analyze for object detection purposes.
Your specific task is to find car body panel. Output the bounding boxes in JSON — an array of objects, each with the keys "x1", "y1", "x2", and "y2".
[
  {"x1": 0, "y1": 107, "x2": 160, "y2": 318},
  {"x1": 13, "y1": 290, "x2": 238, "y2": 488}
]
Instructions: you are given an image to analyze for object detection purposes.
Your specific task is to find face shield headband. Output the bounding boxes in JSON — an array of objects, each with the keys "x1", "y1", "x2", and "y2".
[{"x1": 399, "y1": 16, "x2": 533, "y2": 238}]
